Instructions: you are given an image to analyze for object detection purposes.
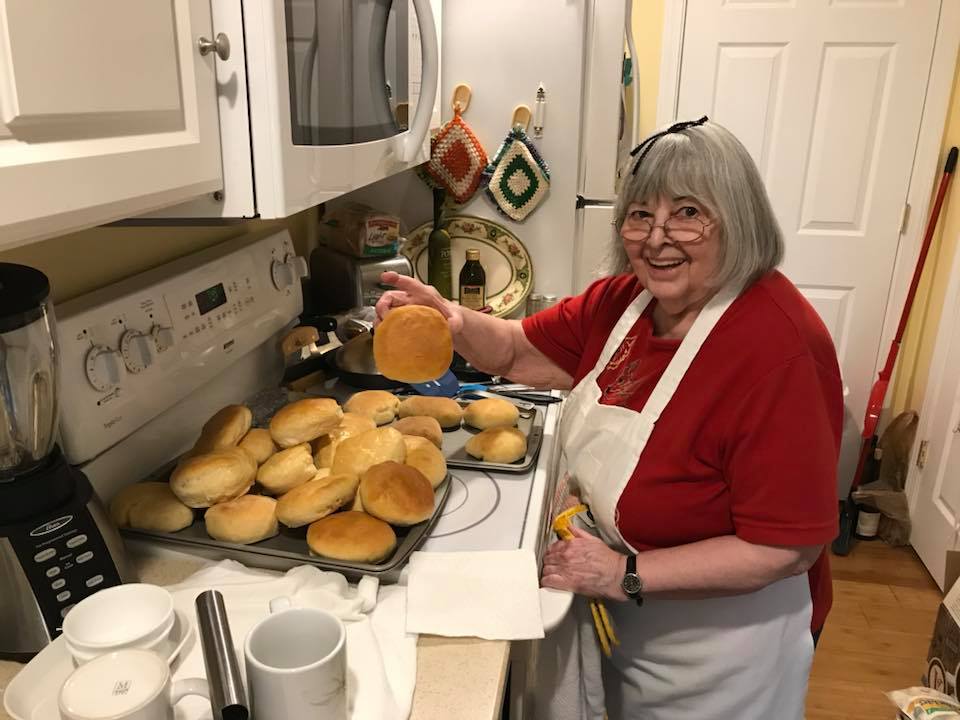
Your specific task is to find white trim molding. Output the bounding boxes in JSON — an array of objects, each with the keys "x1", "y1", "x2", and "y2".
[
  {"x1": 655, "y1": 0, "x2": 687, "y2": 127},
  {"x1": 905, "y1": 229, "x2": 960, "y2": 511}
]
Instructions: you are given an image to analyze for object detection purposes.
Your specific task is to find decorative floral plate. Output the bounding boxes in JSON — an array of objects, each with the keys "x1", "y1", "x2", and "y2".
[{"x1": 403, "y1": 215, "x2": 534, "y2": 317}]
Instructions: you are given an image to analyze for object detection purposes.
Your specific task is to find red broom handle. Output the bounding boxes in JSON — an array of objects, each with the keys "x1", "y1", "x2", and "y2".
[{"x1": 877, "y1": 147, "x2": 958, "y2": 385}]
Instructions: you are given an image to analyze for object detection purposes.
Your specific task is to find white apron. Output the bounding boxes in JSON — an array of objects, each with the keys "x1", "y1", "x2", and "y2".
[{"x1": 555, "y1": 286, "x2": 814, "y2": 720}]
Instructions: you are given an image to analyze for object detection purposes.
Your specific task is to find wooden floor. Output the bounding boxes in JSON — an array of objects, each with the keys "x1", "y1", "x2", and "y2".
[{"x1": 806, "y1": 541, "x2": 943, "y2": 719}]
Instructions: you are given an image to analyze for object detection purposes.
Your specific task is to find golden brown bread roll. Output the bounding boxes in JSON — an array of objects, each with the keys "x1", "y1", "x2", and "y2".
[
  {"x1": 257, "y1": 443, "x2": 317, "y2": 495},
  {"x1": 392, "y1": 416, "x2": 443, "y2": 448},
  {"x1": 397, "y1": 396, "x2": 463, "y2": 429},
  {"x1": 307, "y1": 512, "x2": 397, "y2": 563},
  {"x1": 170, "y1": 448, "x2": 256, "y2": 508},
  {"x1": 463, "y1": 397, "x2": 520, "y2": 430},
  {"x1": 192, "y1": 405, "x2": 252, "y2": 453},
  {"x1": 330, "y1": 427, "x2": 406, "y2": 477},
  {"x1": 373, "y1": 306, "x2": 453, "y2": 383},
  {"x1": 312, "y1": 467, "x2": 331, "y2": 480},
  {"x1": 109, "y1": 482, "x2": 194, "y2": 533},
  {"x1": 204, "y1": 495, "x2": 278, "y2": 544},
  {"x1": 359, "y1": 461, "x2": 434, "y2": 526},
  {"x1": 344, "y1": 390, "x2": 400, "y2": 426},
  {"x1": 402, "y1": 435, "x2": 447, "y2": 489},
  {"x1": 312, "y1": 413, "x2": 377, "y2": 468},
  {"x1": 269, "y1": 398, "x2": 342, "y2": 448},
  {"x1": 276, "y1": 473, "x2": 360, "y2": 527},
  {"x1": 237, "y1": 428, "x2": 277, "y2": 465},
  {"x1": 465, "y1": 427, "x2": 527, "y2": 464}
]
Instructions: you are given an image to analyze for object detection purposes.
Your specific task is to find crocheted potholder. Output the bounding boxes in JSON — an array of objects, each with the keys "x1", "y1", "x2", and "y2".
[
  {"x1": 425, "y1": 108, "x2": 488, "y2": 205},
  {"x1": 482, "y1": 128, "x2": 550, "y2": 222}
]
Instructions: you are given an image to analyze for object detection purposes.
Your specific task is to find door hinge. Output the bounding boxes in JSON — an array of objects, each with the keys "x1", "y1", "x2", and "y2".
[
  {"x1": 900, "y1": 202, "x2": 911, "y2": 235},
  {"x1": 917, "y1": 439, "x2": 930, "y2": 469}
]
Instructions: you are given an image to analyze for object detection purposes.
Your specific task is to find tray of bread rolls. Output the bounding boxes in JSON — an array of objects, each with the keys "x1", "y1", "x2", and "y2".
[
  {"x1": 308, "y1": 384, "x2": 546, "y2": 473},
  {"x1": 394, "y1": 395, "x2": 544, "y2": 473},
  {"x1": 113, "y1": 389, "x2": 451, "y2": 583}
]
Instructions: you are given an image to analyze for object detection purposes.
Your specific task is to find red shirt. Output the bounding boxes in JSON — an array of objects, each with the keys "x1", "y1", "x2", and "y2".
[{"x1": 523, "y1": 271, "x2": 841, "y2": 631}]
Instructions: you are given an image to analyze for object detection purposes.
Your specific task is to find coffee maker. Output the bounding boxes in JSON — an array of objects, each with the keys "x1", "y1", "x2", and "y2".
[{"x1": 0, "y1": 263, "x2": 133, "y2": 660}]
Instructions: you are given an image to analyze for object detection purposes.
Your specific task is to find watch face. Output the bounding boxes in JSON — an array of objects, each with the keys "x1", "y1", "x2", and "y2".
[{"x1": 622, "y1": 573, "x2": 642, "y2": 596}]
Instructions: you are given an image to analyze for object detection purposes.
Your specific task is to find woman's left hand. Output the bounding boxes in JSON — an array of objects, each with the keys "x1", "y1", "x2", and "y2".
[{"x1": 541, "y1": 525, "x2": 628, "y2": 601}]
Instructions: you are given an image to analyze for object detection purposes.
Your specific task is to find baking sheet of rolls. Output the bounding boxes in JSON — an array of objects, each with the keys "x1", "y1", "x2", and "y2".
[
  {"x1": 112, "y1": 388, "x2": 451, "y2": 582},
  {"x1": 296, "y1": 385, "x2": 546, "y2": 474}
]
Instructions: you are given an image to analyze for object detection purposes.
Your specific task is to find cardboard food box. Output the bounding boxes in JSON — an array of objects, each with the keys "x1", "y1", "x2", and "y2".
[{"x1": 923, "y1": 557, "x2": 960, "y2": 698}]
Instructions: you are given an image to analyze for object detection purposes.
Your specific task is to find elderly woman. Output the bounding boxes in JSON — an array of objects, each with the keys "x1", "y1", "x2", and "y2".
[{"x1": 376, "y1": 119, "x2": 841, "y2": 719}]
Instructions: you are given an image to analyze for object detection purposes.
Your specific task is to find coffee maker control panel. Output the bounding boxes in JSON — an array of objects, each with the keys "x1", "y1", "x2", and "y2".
[{"x1": 57, "y1": 231, "x2": 305, "y2": 465}]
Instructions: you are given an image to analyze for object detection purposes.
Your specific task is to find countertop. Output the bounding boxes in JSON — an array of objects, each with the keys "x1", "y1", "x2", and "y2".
[{"x1": 0, "y1": 552, "x2": 510, "y2": 720}]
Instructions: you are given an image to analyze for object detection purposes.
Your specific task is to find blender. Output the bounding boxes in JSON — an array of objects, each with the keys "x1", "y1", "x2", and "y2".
[{"x1": 0, "y1": 263, "x2": 133, "y2": 660}]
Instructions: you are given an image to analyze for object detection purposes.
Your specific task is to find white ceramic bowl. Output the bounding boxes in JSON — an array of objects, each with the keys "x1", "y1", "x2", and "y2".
[{"x1": 62, "y1": 584, "x2": 174, "y2": 655}]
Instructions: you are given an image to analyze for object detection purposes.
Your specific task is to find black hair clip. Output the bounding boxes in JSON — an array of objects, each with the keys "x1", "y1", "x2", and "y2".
[{"x1": 629, "y1": 115, "x2": 709, "y2": 176}]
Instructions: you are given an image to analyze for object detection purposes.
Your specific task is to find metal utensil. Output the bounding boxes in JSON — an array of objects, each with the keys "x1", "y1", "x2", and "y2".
[{"x1": 196, "y1": 590, "x2": 249, "y2": 720}]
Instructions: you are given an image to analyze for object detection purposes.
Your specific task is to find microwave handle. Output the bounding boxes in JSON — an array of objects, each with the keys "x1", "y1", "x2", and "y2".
[{"x1": 395, "y1": 0, "x2": 439, "y2": 163}]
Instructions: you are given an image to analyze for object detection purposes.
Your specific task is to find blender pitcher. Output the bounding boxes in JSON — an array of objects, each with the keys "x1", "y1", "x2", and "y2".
[
  {"x1": 0, "y1": 263, "x2": 133, "y2": 661},
  {"x1": 0, "y1": 263, "x2": 58, "y2": 478}
]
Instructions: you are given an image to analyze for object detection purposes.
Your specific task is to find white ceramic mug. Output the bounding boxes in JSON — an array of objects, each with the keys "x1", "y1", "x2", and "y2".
[
  {"x1": 58, "y1": 648, "x2": 208, "y2": 720},
  {"x1": 244, "y1": 597, "x2": 347, "y2": 720}
]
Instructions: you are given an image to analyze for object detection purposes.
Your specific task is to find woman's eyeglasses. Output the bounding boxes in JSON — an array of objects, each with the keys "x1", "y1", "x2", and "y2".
[{"x1": 620, "y1": 211, "x2": 712, "y2": 244}]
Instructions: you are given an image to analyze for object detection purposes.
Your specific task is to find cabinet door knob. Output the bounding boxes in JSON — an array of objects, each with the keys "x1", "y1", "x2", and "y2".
[{"x1": 198, "y1": 33, "x2": 230, "y2": 61}]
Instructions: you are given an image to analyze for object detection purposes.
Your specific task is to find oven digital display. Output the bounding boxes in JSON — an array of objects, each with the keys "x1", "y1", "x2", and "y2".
[{"x1": 195, "y1": 283, "x2": 227, "y2": 315}]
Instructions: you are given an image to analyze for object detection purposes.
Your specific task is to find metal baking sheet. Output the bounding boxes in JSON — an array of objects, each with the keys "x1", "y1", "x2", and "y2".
[
  {"x1": 305, "y1": 384, "x2": 546, "y2": 473},
  {"x1": 440, "y1": 401, "x2": 545, "y2": 473},
  {"x1": 121, "y1": 474, "x2": 450, "y2": 584},
  {"x1": 120, "y1": 384, "x2": 451, "y2": 583}
]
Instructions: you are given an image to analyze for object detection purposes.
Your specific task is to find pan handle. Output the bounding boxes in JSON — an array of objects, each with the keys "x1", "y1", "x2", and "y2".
[{"x1": 281, "y1": 326, "x2": 320, "y2": 357}]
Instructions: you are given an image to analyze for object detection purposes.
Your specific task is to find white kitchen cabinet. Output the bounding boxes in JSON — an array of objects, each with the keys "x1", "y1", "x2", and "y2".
[{"x1": 0, "y1": 0, "x2": 222, "y2": 249}]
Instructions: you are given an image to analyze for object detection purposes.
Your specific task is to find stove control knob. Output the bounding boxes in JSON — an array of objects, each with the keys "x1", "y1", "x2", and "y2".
[
  {"x1": 152, "y1": 325, "x2": 175, "y2": 353},
  {"x1": 120, "y1": 330, "x2": 157, "y2": 373},
  {"x1": 271, "y1": 254, "x2": 308, "y2": 290},
  {"x1": 85, "y1": 345, "x2": 125, "y2": 393}
]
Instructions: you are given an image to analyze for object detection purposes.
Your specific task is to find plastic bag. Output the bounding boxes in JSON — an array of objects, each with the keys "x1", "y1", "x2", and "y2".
[
  {"x1": 318, "y1": 202, "x2": 401, "y2": 258},
  {"x1": 852, "y1": 411, "x2": 918, "y2": 546},
  {"x1": 887, "y1": 687, "x2": 960, "y2": 719}
]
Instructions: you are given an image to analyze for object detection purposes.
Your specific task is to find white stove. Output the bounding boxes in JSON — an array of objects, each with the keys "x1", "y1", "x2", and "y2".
[{"x1": 55, "y1": 230, "x2": 561, "y2": 574}]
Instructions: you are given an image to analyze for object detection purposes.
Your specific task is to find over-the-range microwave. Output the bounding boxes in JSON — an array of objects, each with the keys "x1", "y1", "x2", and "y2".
[{"x1": 150, "y1": 0, "x2": 441, "y2": 221}]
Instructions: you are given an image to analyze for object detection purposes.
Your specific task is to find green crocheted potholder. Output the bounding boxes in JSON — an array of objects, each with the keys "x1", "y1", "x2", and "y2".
[{"x1": 483, "y1": 128, "x2": 550, "y2": 222}]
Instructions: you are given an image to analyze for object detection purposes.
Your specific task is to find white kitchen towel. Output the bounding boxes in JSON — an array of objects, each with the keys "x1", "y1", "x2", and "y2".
[
  {"x1": 406, "y1": 549, "x2": 544, "y2": 640},
  {"x1": 164, "y1": 560, "x2": 417, "y2": 720}
]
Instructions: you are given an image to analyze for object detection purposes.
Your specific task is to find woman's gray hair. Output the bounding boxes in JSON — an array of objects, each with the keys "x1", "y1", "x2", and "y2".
[{"x1": 604, "y1": 121, "x2": 784, "y2": 290}]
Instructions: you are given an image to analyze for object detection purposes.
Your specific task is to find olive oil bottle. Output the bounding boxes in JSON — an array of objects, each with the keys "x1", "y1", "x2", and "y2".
[
  {"x1": 458, "y1": 248, "x2": 486, "y2": 310},
  {"x1": 427, "y1": 188, "x2": 452, "y2": 299}
]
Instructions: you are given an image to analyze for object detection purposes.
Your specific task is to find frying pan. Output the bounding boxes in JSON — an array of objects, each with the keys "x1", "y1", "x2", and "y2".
[{"x1": 321, "y1": 332, "x2": 406, "y2": 390}]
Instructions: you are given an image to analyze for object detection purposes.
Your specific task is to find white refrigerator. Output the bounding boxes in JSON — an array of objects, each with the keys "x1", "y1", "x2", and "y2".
[{"x1": 333, "y1": 0, "x2": 638, "y2": 302}]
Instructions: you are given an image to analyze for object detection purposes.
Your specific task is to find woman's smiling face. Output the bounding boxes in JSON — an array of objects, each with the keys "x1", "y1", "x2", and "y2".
[{"x1": 620, "y1": 194, "x2": 722, "y2": 314}]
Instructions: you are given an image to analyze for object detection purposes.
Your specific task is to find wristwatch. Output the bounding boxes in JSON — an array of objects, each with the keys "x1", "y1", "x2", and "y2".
[{"x1": 621, "y1": 555, "x2": 644, "y2": 606}]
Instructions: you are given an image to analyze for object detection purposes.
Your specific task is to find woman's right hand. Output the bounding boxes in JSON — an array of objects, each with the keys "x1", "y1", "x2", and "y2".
[{"x1": 375, "y1": 272, "x2": 465, "y2": 334}]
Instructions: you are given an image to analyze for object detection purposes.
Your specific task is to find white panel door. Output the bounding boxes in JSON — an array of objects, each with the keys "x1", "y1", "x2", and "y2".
[
  {"x1": 0, "y1": 0, "x2": 222, "y2": 248},
  {"x1": 908, "y1": 238, "x2": 960, "y2": 589},
  {"x1": 674, "y1": 0, "x2": 940, "y2": 442}
]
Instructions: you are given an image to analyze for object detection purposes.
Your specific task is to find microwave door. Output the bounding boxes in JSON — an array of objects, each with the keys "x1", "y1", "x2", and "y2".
[
  {"x1": 249, "y1": 0, "x2": 438, "y2": 218},
  {"x1": 292, "y1": 0, "x2": 398, "y2": 147}
]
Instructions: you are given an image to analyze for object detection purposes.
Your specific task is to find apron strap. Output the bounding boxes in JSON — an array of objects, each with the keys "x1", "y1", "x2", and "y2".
[
  {"x1": 638, "y1": 282, "x2": 744, "y2": 426},
  {"x1": 593, "y1": 290, "x2": 655, "y2": 372}
]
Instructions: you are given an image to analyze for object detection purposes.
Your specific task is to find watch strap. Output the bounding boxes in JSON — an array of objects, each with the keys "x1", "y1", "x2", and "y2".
[{"x1": 622, "y1": 554, "x2": 643, "y2": 606}]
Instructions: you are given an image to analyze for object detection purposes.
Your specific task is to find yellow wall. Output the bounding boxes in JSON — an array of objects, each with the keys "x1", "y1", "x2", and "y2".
[
  {"x1": 0, "y1": 210, "x2": 318, "y2": 304},
  {"x1": 891, "y1": 62, "x2": 960, "y2": 415},
  {"x1": 632, "y1": 0, "x2": 665, "y2": 139}
]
